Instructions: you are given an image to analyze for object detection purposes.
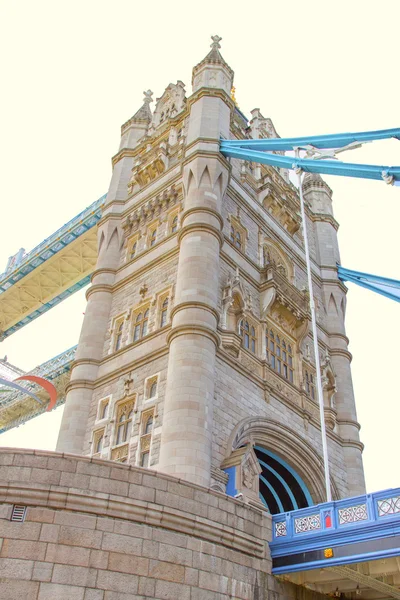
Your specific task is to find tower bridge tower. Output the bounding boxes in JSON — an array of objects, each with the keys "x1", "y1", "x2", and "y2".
[{"x1": 57, "y1": 36, "x2": 365, "y2": 509}]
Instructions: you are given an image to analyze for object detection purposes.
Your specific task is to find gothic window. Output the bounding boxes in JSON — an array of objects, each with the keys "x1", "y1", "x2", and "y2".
[
  {"x1": 149, "y1": 381, "x2": 157, "y2": 398},
  {"x1": 240, "y1": 319, "x2": 257, "y2": 353},
  {"x1": 149, "y1": 228, "x2": 157, "y2": 247},
  {"x1": 228, "y1": 216, "x2": 247, "y2": 253},
  {"x1": 144, "y1": 416, "x2": 153, "y2": 435},
  {"x1": 171, "y1": 215, "x2": 178, "y2": 233},
  {"x1": 133, "y1": 308, "x2": 149, "y2": 342},
  {"x1": 160, "y1": 297, "x2": 168, "y2": 327},
  {"x1": 130, "y1": 241, "x2": 137, "y2": 259},
  {"x1": 304, "y1": 370, "x2": 316, "y2": 400},
  {"x1": 98, "y1": 398, "x2": 109, "y2": 420},
  {"x1": 140, "y1": 452, "x2": 150, "y2": 467},
  {"x1": 115, "y1": 400, "x2": 134, "y2": 446},
  {"x1": 139, "y1": 409, "x2": 154, "y2": 467},
  {"x1": 114, "y1": 321, "x2": 124, "y2": 352},
  {"x1": 265, "y1": 327, "x2": 294, "y2": 383},
  {"x1": 93, "y1": 429, "x2": 105, "y2": 455}
]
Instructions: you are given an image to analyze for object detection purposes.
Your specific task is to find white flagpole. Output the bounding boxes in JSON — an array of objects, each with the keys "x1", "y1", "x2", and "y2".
[{"x1": 294, "y1": 151, "x2": 332, "y2": 503}]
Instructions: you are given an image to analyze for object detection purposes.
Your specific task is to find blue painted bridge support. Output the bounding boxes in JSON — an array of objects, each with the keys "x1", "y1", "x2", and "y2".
[{"x1": 270, "y1": 487, "x2": 400, "y2": 575}]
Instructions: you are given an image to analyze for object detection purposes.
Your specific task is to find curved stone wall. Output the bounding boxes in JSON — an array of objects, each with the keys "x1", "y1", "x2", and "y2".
[{"x1": 0, "y1": 448, "x2": 278, "y2": 599}]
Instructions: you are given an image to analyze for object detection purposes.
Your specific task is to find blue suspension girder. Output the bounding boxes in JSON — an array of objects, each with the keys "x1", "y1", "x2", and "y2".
[
  {"x1": 338, "y1": 265, "x2": 400, "y2": 303},
  {"x1": 220, "y1": 127, "x2": 400, "y2": 183},
  {"x1": 220, "y1": 127, "x2": 400, "y2": 151}
]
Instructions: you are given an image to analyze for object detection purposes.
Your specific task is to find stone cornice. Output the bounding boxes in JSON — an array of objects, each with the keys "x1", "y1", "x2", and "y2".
[
  {"x1": 167, "y1": 324, "x2": 221, "y2": 349},
  {"x1": 181, "y1": 206, "x2": 224, "y2": 230},
  {"x1": 328, "y1": 332, "x2": 350, "y2": 345},
  {"x1": 170, "y1": 302, "x2": 220, "y2": 324},
  {"x1": 177, "y1": 222, "x2": 224, "y2": 247},
  {"x1": 66, "y1": 379, "x2": 95, "y2": 393},
  {"x1": 340, "y1": 438, "x2": 364, "y2": 452},
  {"x1": 86, "y1": 283, "x2": 113, "y2": 300},
  {"x1": 90, "y1": 268, "x2": 117, "y2": 282},
  {"x1": 186, "y1": 87, "x2": 234, "y2": 111},
  {"x1": 336, "y1": 418, "x2": 362, "y2": 431},
  {"x1": 329, "y1": 348, "x2": 353, "y2": 361},
  {"x1": 310, "y1": 212, "x2": 339, "y2": 231}
]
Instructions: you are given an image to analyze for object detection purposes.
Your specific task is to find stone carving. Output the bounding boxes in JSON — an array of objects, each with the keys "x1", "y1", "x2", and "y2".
[
  {"x1": 122, "y1": 186, "x2": 180, "y2": 236},
  {"x1": 220, "y1": 268, "x2": 253, "y2": 330}
]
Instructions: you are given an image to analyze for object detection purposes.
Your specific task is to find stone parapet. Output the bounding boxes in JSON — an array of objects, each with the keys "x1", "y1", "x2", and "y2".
[{"x1": 0, "y1": 449, "x2": 275, "y2": 600}]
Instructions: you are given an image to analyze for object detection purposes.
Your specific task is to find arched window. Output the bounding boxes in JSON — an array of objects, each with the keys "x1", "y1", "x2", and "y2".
[
  {"x1": 150, "y1": 228, "x2": 157, "y2": 247},
  {"x1": 230, "y1": 226, "x2": 235, "y2": 243},
  {"x1": 95, "y1": 433, "x2": 103, "y2": 454},
  {"x1": 114, "y1": 321, "x2": 123, "y2": 352},
  {"x1": 116, "y1": 405, "x2": 134, "y2": 445},
  {"x1": 144, "y1": 416, "x2": 153, "y2": 435},
  {"x1": 160, "y1": 297, "x2": 168, "y2": 327},
  {"x1": 140, "y1": 451, "x2": 150, "y2": 467},
  {"x1": 305, "y1": 370, "x2": 315, "y2": 400},
  {"x1": 149, "y1": 381, "x2": 157, "y2": 398},
  {"x1": 133, "y1": 308, "x2": 149, "y2": 342},
  {"x1": 235, "y1": 231, "x2": 242, "y2": 250},
  {"x1": 266, "y1": 327, "x2": 294, "y2": 383},
  {"x1": 171, "y1": 215, "x2": 178, "y2": 233},
  {"x1": 240, "y1": 320, "x2": 257, "y2": 353},
  {"x1": 100, "y1": 400, "x2": 109, "y2": 420},
  {"x1": 130, "y1": 241, "x2": 137, "y2": 260}
]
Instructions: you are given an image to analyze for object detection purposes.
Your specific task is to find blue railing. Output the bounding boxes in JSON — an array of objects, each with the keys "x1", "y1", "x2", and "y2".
[{"x1": 271, "y1": 488, "x2": 400, "y2": 573}]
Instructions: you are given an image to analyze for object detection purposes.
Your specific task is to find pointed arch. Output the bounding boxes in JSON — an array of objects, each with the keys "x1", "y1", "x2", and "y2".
[
  {"x1": 328, "y1": 293, "x2": 338, "y2": 316},
  {"x1": 199, "y1": 165, "x2": 212, "y2": 189},
  {"x1": 262, "y1": 238, "x2": 294, "y2": 281},
  {"x1": 98, "y1": 230, "x2": 105, "y2": 254},
  {"x1": 226, "y1": 416, "x2": 340, "y2": 504}
]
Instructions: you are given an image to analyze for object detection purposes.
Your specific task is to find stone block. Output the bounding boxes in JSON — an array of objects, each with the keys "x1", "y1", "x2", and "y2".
[
  {"x1": 58, "y1": 525, "x2": 102, "y2": 549},
  {"x1": 54, "y1": 511, "x2": 97, "y2": 530},
  {"x1": 38, "y1": 582, "x2": 85, "y2": 600},
  {"x1": 0, "y1": 557, "x2": 34, "y2": 580},
  {"x1": 39, "y1": 523, "x2": 60, "y2": 543},
  {"x1": 128, "y1": 482, "x2": 155, "y2": 503},
  {"x1": 149, "y1": 559, "x2": 184, "y2": 583},
  {"x1": 154, "y1": 579, "x2": 191, "y2": 600},
  {"x1": 45, "y1": 542, "x2": 90, "y2": 567},
  {"x1": 113, "y1": 520, "x2": 150, "y2": 540},
  {"x1": 152, "y1": 528, "x2": 187, "y2": 548},
  {"x1": 26, "y1": 507, "x2": 55, "y2": 524},
  {"x1": 158, "y1": 543, "x2": 192, "y2": 567},
  {"x1": 101, "y1": 532, "x2": 142, "y2": 554},
  {"x1": 52, "y1": 564, "x2": 97, "y2": 588},
  {"x1": 32, "y1": 561, "x2": 53, "y2": 582},
  {"x1": 89, "y1": 549, "x2": 109, "y2": 569},
  {"x1": 0, "y1": 520, "x2": 41, "y2": 541},
  {"x1": 108, "y1": 551, "x2": 148, "y2": 576},
  {"x1": 89, "y1": 476, "x2": 128, "y2": 497},
  {"x1": 0, "y1": 539, "x2": 47, "y2": 561},
  {"x1": 142, "y1": 539, "x2": 159, "y2": 559},
  {"x1": 84, "y1": 590, "x2": 104, "y2": 600},
  {"x1": 0, "y1": 504, "x2": 12, "y2": 520},
  {"x1": 96, "y1": 517, "x2": 115, "y2": 533},
  {"x1": 138, "y1": 575, "x2": 156, "y2": 597},
  {"x1": 0, "y1": 578, "x2": 39, "y2": 600},
  {"x1": 96, "y1": 570, "x2": 139, "y2": 594}
]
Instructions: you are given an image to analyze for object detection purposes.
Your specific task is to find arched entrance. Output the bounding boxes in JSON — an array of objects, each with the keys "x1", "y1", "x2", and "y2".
[{"x1": 254, "y1": 446, "x2": 313, "y2": 514}]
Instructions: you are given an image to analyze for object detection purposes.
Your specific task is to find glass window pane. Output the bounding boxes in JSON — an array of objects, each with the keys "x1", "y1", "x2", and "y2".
[
  {"x1": 288, "y1": 356, "x2": 293, "y2": 367},
  {"x1": 282, "y1": 351, "x2": 287, "y2": 361},
  {"x1": 244, "y1": 321, "x2": 249, "y2": 331},
  {"x1": 276, "y1": 347, "x2": 280, "y2": 357},
  {"x1": 136, "y1": 313, "x2": 142, "y2": 323},
  {"x1": 270, "y1": 341, "x2": 274, "y2": 351},
  {"x1": 271, "y1": 355, "x2": 275, "y2": 369},
  {"x1": 276, "y1": 336, "x2": 280, "y2": 345},
  {"x1": 289, "y1": 370, "x2": 294, "y2": 383},
  {"x1": 251, "y1": 327, "x2": 255, "y2": 336},
  {"x1": 251, "y1": 339, "x2": 255, "y2": 353},
  {"x1": 141, "y1": 452, "x2": 150, "y2": 467},
  {"x1": 282, "y1": 340, "x2": 286, "y2": 349},
  {"x1": 144, "y1": 309, "x2": 149, "y2": 318},
  {"x1": 277, "y1": 360, "x2": 281, "y2": 374},
  {"x1": 142, "y1": 321, "x2": 148, "y2": 337},
  {"x1": 134, "y1": 324, "x2": 141, "y2": 341},
  {"x1": 116, "y1": 424, "x2": 123, "y2": 445},
  {"x1": 244, "y1": 334, "x2": 249, "y2": 348},
  {"x1": 145, "y1": 417, "x2": 153, "y2": 434},
  {"x1": 283, "y1": 364, "x2": 288, "y2": 378}
]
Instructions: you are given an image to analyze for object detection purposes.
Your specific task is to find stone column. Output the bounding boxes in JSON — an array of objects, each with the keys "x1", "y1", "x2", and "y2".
[
  {"x1": 56, "y1": 218, "x2": 121, "y2": 454},
  {"x1": 303, "y1": 174, "x2": 365, "y2": 496},
  {"x1": 158, "y1": 117, "x2": 231, "y2": 488}
]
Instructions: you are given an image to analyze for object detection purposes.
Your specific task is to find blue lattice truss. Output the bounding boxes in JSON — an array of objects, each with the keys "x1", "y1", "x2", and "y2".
[
  {"x1": 0, "y1": 345, "x2": 77, "y2": 434},
  {"x1": 0, "y1": 195, "x2": 106, "y2": 339},
  {"x1": 220, "y1": 127, "x2": 400, "y2": 183},
  {"x1": 270, "y1": 488, "x2": 400, "y2": 574}
]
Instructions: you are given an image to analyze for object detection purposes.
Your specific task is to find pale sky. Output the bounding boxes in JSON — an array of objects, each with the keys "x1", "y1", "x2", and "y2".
[{"x1": 0, "y1": 1, "x2": 399, "y2": 494}]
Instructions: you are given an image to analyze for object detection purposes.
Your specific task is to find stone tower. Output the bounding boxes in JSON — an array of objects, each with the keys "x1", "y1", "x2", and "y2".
[{"x1": 57, "y1": 35, "x2": 365, "y2": 508}]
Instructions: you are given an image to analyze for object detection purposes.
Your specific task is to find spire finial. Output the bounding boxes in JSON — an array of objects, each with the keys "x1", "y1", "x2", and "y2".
[
  {"x1": 211, "y1": 35, "x2": 222, "y2": 50},
  {"x1": 143, "y1": 90, "x2": 153, "y2": 105}
]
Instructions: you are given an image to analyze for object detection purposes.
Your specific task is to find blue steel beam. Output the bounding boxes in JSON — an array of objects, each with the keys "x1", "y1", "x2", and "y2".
[
  {"x1": 220, "y1": 127, "x2": 400, "y2": 151},
  {"x1": 338, "y1": 266, "x2": 400, "y2": 303},
  {"x1": 270, "y1": 488, "x2": 400, "y2": 574},
  {"x1": 220, "y1": 144, "x2": 400, "y2": 183}
]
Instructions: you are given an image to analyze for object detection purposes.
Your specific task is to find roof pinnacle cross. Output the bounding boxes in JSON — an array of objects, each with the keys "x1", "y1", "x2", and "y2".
[
  {"x1": 143, "y1": 90, "x2": 153, "y2": 105},
  {"x1": 211, "y1": 35, "x2": 222, "y2": 50}
]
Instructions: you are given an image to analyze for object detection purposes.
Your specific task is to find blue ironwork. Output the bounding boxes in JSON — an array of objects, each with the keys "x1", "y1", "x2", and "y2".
[
  {"x1": 270, "y1": 487, "x2": 400, "y2": 574},
  {"x1": 0, "y1": 195, "x2": 105, "y2": 290},
  {"x1": 0, "y1": 345, "x2": 77, "y2": 434},
  {"x1": 220, "y1": 127, "x2": 400, "y2": 183},
  {"x1": 338, "y1": 265, "x2": 400, "y2": 303},
  {"x1": 255, "y1": 446, "x2": 314, "y2": 507}
]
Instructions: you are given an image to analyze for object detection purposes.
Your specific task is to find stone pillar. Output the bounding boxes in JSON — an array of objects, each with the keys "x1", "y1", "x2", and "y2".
[
  {"x1": 56, "y1": 218, "x2": 121, "y2": 454},
  {"x1": 158, "y1": 40, "x2": 233, "y2": 486},
  {"x1": 303, "y1": 174, "x2": 365, "y2": 496}
]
